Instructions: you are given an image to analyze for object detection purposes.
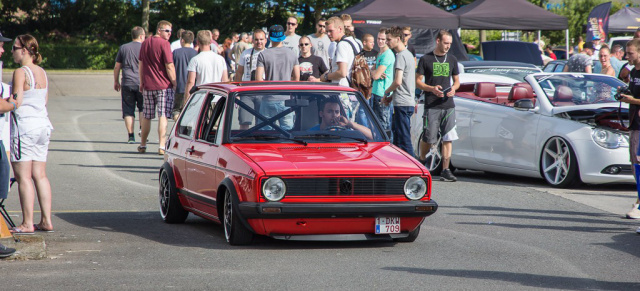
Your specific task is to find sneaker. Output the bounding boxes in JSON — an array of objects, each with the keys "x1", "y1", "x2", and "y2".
[
  {"x1": 637, "y1": 226, "x2": 640, "y2": 234},
  {"x1": 625, "y1": 204, "x2": 640, "y2": 219},
  {"x1": 158, "y1": 148, "x2": 165, "y2": 155},
  {"x1": 127, "y1": 136, "x2": 135, "y2": 144},
  {"x1": 0, "y1": 243, "x2": 16, "y2": 258},
  {"x1": 440, "y1": 168, "x2": 457, "y2": 182},
  {"x1": 137, "y1": 145, "x2": 147, "y2": 153}
]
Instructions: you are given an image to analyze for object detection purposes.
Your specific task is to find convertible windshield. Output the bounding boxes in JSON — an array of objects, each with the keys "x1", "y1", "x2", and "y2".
[
  {"x1": 534, "y1": 74, "x2": 627, "y2": 107},
  {"x1": 228, "y1": 91, "x2": 386, "y2": 143},
  {"x1": 465, "y1": 67, "x2": 540, "y2": 81}
]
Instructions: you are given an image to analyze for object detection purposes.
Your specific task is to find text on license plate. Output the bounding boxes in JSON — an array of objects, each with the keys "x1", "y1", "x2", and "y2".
[{"x1": 375, "y1": 217, "x2": 400, "y2": 234}]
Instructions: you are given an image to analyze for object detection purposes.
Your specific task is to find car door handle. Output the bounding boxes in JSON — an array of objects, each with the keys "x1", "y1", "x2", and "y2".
[
  {"x1": 472, "y1": 119, "x2": 482, "y2": 123},
  {"x1": 186, "y1": 147, "x2": 195, "y2": 154}
]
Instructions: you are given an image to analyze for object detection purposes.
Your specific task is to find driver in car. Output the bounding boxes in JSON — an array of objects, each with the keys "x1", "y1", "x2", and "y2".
[{"x1": 309, "y1": 98, "x2": 373, "y2": 140}]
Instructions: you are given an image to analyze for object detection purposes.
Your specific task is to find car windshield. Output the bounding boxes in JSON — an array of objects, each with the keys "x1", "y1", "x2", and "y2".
[
  {"x1": 534, "y1": 74, "x2": 627, "y2": 107},
  {"x1": 228, "y1": 91, "x2": 386, "y2": 143},
  {"x1": 465, "y1": 67, "x2": 541, "y2": 81}
]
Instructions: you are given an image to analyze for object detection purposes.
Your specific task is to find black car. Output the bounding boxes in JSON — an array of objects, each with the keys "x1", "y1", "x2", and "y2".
[{"x1": 543, "y1": 60, "x2": 568, "y2": 72}]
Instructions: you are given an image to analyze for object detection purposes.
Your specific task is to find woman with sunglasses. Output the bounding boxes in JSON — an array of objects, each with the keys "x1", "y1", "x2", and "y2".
[{"x1": 9, "y1": 34, "x2": 54, "y2": 234}]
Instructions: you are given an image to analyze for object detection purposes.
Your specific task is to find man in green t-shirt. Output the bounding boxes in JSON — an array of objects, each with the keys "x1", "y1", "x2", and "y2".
[{"x1": 370, "y1": 28, "x2": 395, "y2": 135}]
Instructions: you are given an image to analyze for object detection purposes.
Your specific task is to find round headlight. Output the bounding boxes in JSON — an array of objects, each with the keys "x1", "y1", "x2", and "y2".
[
  {"x1": 404, "y1": 176, "x2": 427, "y2": 200},
  {"x1": 591, "y1": 128, "x2": 628, "y2": 149},
  {"x1": 262, "y1": 177, "x2": 286, "y2": 201}
]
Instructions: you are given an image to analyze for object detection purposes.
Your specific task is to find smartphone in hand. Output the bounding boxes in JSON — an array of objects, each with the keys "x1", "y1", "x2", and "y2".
[{"x1": 441, "y1": 86, "x2": 452, "y2": 96}]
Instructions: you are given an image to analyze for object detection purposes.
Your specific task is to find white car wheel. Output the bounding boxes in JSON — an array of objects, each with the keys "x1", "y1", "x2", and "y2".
[{"x1": 541, "y1": 137, "x2": 581, "y2": 188}]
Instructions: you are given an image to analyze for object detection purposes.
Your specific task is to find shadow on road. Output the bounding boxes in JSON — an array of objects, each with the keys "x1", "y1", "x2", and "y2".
[
  {"x1": 381, "y1": 267, "x2": 639, "y2": 290},
  {"x1": 54, "y1": 211, "x2": 399, "y2": 250}
]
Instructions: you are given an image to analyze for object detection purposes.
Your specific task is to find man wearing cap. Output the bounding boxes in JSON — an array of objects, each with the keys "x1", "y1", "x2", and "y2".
[
  {"x1": 255, "y1": 25, "x2": 300, "y2": 130},
  {"x1": 0, "y1": 32, "x2": 16, "y2": 259},
  {"x1": 564, "y1": 41, "x2": 594, "y2": 73}
]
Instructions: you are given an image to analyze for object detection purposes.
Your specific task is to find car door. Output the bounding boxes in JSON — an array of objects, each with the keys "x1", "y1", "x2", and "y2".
[
  {"x1": 172, "y1": 91, "x2": 207, "y2": 208},
  {"x1": 184, "y1": 92, "x2": 227, "y2": 219},
  {"x1": 470, "y1": 102, "x2": 540, "y2": 170}
]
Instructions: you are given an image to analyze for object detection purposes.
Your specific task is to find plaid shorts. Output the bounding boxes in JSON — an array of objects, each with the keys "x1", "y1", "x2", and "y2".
[{"x1": 143, "y1": 88, "x2": 174, "y2": 119}]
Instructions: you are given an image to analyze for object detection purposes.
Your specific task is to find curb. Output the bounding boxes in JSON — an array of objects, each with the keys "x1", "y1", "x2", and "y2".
[{"x1": 0, "y1": 235, "x2": 47, "y2": 260}]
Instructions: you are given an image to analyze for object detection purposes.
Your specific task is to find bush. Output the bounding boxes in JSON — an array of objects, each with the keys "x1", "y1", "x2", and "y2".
[{"x1": 1, "y1": 41, "x2": 119, "y2": 70}]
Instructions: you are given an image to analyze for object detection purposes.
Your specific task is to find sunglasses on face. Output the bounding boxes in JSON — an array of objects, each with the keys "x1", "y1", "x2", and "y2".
[
  {"x1": 161, "y1": 29, "x2": 171, "y2": 33},
  {"x1": 287, "y1": 22, "x2": 297, "y2": 26},
  {"x1": 404, "y1": 33, "x2": 411, "y2": 37},
  {"x1": 299, "y1": 43, "x2": 310, "y2": 47},
  {"x1": 12, "y1": 45, "x2": 22, "y2": 51},
  {"x1": 318, "y1": 25, "x2": 326, "y2": 28}
]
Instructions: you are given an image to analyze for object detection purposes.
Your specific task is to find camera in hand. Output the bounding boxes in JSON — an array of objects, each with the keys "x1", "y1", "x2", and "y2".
[{"x1": 614, "y1": 87, "x2": 632, "y2": 101}]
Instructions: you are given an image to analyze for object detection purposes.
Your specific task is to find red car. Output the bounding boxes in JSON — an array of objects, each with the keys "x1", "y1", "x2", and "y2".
[{"x1": 159, "y1": 82, "x2": 437, "y2": 245}]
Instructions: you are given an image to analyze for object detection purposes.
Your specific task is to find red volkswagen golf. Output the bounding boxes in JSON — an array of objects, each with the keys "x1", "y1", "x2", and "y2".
[{"x1": 159, "y1": 82, "x2": 437, "y2": 245}]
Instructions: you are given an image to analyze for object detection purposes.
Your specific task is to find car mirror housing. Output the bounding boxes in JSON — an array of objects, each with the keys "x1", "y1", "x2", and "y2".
[{"x1": 514, "y1": 99, "x2": 535, "y2": 111}]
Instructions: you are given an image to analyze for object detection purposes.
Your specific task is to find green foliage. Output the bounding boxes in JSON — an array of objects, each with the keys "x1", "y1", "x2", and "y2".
[
  {"x1": 1, "y1": 40, "x2": 118, "y2": 70},
  {"x1": 545, "y1": 0, "x2": 635, "y2": 46}
]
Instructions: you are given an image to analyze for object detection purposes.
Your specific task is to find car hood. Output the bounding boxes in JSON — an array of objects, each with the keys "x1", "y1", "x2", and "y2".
[
  {"x1": 233, "y1": 143, "x2": 424, "y2": 176},
  {"x1": 554, "y1": 105, "x2": 629, "y2": 132}
]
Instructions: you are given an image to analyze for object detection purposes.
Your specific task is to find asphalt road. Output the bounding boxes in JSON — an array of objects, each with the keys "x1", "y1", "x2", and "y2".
[{"x1": 1, "y1": 73, "x2": 639, "y2": 290}]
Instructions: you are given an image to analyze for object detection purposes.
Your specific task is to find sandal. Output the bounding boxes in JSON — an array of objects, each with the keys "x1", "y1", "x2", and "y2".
[
  {"x1": 10, "y1": 227, "x2": 34, "y2": 235},
  {"x1": 137, "y1": 145, "x2": 147, "y2": 153},
  {"x1": 34, "y1": 224, "x2": 54, "y2": 233}
]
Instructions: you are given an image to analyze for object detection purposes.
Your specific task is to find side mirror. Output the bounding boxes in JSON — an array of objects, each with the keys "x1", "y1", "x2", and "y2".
[{"x1": 514, "y1": 99, "x2": 535, "y2": 111}]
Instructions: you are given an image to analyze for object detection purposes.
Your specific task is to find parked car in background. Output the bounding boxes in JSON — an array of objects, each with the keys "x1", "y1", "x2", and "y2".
[
  {"x1": 411, "y1": 73, "x2": 633, "y2": 188},
  {"x1": 543, "y1": 60, "x2": 568, "y2": 72},
  {"x1": 160, "y1": 82, "x2": 438, "y2": 245}
]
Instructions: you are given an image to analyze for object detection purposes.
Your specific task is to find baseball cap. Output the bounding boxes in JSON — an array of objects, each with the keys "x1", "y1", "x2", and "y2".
[
  {"x1": 583, "y1": 41, "x2": 595, "y2": 50},
  {"x1": 0, "y1": 32, "x2": 11, "y2": 42},
  {"x1": 269, "y1": 25, "x2": 285, "y2": 42}
]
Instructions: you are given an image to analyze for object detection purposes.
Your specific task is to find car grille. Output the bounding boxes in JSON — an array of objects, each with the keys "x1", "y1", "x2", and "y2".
[{"x1": 280, "y1": 178, "x2": 407, "y2": 196}]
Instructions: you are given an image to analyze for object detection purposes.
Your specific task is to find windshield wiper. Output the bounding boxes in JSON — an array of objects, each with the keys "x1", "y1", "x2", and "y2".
[
  {"x1": 233, "y1": 134, "x2": 307, "y2": 146},
  {"x1": 295, "y1": 133, "x2": 368, "y2": 145}
]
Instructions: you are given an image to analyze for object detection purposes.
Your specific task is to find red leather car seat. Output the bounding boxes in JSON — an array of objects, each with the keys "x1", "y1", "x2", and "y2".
[
  {"x1": 512, "y1": 82, "x2": 534, "y2": 99},
  {"x1": 553, "y1": 85, "x2": 574, "y2": 106},
  {"x1": 474, "y1": 82, "x2": 497, "y2": 98},
  {"x1": 508, "y1": 86, "x2": 530, "y2": 101}
]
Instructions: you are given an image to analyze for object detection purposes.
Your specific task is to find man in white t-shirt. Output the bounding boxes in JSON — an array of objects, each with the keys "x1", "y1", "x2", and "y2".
[
  {"x1": 320, "y1": 16, "x2": 360, "y2": 87},
  {"x1": 170, "y1": 28, "x2": 185, "y2": 52},
  {"x1": 308, "y1": 18, "x2": 331, "y2": 68},
  {"x1": 280, "y1": 16, "x2": 301, "y2": 57},
  {"x1": 184, "y1": 30, "x2": 228, "y2": 102},
  {"x1": 235, "y1": 29, "x2": 267, "y2": 130}
]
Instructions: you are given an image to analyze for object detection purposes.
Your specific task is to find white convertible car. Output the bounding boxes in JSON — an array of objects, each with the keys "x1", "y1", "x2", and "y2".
[{"x1": 411, "y1": 73, "x2": 634, "y2": 188}]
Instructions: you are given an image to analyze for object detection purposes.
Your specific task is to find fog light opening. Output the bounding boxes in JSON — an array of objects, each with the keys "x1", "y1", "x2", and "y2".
[
  {"x1": 603, "y1": 166, "x2": 622, "y2": 175},
  {"x1": 416, "y1": 206, "x2": 434, "y2": 212}
]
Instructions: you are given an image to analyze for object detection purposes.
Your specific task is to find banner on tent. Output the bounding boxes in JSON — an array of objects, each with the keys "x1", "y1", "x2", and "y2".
[{"x1": 586, "y1": 2, "x2": 611, "y2": 42}]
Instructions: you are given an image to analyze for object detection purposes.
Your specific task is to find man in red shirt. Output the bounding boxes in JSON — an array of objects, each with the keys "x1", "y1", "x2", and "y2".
[{"x1": 138, "y1": 20, "x2": 177, "y2": 155}]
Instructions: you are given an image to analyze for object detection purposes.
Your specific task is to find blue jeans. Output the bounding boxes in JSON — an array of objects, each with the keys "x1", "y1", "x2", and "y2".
[
  {"x1": 392, "y1": 106, "x2": 414, "y2": 156},
  {"x1": 371, "y1": 94, "x2": 392, "y2": 139},
  {"x1": 353, "y1": 100, "x2": 369, "y2": 127},
  {"x1": 259, "y1": 100, "x2": 293, "y2": 131},
  {"x1": 0, "y1": 142, "x2": 10, "y2": 199}
]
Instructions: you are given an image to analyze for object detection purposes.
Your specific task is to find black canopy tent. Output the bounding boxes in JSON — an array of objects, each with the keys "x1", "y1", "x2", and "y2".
[
  {"x1": 453, "y1": 0, "x2": 569, "y2": 60},
  {"x1": 337, "y1": 0, "x2": 468, "y2": 60},
  {"x1": 609, "y1": 7, "x2": 640, "y2": 33}
]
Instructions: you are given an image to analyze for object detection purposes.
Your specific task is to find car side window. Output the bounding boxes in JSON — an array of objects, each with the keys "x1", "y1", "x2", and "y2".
[
  {"x1": 199, "y1": 94, "x2": 226, "y2": 144},
  {"x1": 177, "y1": 92, "x2": 206, "y2": 139}
]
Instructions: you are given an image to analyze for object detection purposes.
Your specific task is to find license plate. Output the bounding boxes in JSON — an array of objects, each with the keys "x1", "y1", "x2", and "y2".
[{"x1": 375, "y1": 217, "x2": 400, "y2": 234}]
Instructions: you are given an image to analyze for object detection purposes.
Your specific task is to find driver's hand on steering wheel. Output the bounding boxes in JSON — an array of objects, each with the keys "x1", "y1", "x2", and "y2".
[{"x1": 330, "y1": 115, "x2": 351, "y2": 129}]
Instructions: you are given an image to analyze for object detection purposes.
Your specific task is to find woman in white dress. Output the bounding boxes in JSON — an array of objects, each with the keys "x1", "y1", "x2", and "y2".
[{"x1": 9, "y1": 34, "x2": 54, "y2": 234}]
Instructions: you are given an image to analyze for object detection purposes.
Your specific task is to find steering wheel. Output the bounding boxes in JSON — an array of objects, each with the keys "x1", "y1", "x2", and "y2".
[{"x1": 325, "y1": 125, "x2": 348, "y2": 131}]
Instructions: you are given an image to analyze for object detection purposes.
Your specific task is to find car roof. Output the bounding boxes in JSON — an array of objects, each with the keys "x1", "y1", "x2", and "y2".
[
  {"x1": 195, "y1": 82, "x2": 357, "y2": 93},
  {"x1": 461, "y1": 60, "x2": 540, "y2": 69}
]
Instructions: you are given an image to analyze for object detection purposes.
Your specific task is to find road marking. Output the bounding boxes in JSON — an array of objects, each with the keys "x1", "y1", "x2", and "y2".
[{"x1": 66, "y1": 111, "x2": 157, "y2": 190}]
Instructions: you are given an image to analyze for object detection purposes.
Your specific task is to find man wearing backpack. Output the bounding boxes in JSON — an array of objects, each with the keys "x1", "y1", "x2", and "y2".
[{"x1": 321, "y1": 17, "x2": 371, "y2": 126}]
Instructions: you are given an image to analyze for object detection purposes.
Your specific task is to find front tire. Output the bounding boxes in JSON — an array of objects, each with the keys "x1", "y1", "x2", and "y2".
[
  {"x1": 223, "y1": 189, "x2": 253, "y2": 245},
  {"x1": 159, "y1": 167, "x2": 189, "y2": 223},
  {"x1": 540, "y1": 137, "x2": 581, "y2": 188}
]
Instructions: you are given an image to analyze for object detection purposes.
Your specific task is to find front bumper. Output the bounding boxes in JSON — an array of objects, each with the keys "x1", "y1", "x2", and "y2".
[{"x1": 238, "y1": 200, "x2": 438, "y2": 219}]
